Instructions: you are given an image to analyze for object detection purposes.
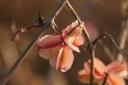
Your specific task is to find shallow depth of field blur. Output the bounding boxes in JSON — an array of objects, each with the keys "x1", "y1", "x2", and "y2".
[{"x1": 0, "y1": 0, "x2": 128, "y2": 85}]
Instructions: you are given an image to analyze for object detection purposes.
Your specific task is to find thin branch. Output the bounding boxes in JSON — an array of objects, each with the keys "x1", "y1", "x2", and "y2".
[
  {"x1": 50, "y1": 20, "x2": 59, "y2": 34},
  {"x1": 66, "y1": 0, "x2": 90, "y2": 45},
  {"x1": 65, "y1": 1, "x2": 94, "y2": 85},
  {"x1": 0, "y1": 0, "x2": 66, "y2": 85},
  {"x1": 93, "y1": 33, "x2": 127, "y2": 62},
  {"x1": 102, "y1": 73, "x2": 108, "y2": 85}
]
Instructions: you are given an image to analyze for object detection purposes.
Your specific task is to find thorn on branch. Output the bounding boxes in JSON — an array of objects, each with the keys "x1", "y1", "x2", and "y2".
[{"x1": 33, "y1": 11, "x2": 45, "y2": 27}]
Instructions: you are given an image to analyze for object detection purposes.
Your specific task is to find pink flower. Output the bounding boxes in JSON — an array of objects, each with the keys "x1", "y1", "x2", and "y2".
[
  {"x1": 78, "y1": 58, "x2": 128, "y2": 85},
  {"x1": 37, "y1": 21, "x2": 84, "y2": 72}
]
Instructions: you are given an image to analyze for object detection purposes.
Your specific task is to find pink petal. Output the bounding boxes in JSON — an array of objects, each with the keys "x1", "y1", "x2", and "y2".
[
  {"x1": 37, "y1": 35, "x2": 62, "y2": 49},
  {"x1": 106, "y1": 61, "x2": 128, "y2": 78},
  {"x1": 108, "y1": 74, "x2": 126, "y2": 85},
  {"x1": 56, "y1": 46, "x2": 74, "y2": 72},
  {"x1": 38, "y1": 46, "x2": 60, "y2": 59}
]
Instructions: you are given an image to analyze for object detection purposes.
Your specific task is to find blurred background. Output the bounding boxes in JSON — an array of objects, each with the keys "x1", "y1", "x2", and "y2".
[{"x1": 0, "y1": 0, "x2": 128, "y2": 85}]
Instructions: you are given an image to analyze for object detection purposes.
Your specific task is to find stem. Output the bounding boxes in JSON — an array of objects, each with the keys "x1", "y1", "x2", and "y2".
[
  {"x1": 50, "y1": 20, "x2": 59, "y2": 34},
  {"x1": 65, "y1": 1, "x2": 94, "y2": 85},
  {"x1": 66, "y1": 0, "x2": 90, "y2": 45},
  {"x1": 93, "y1": 33, "x2": 127, "y2": 61},
  {"x1": 102, "y1": 73, "x2": 108, "y2": 85},
  {"x1": 0, "y1": 0, "x2": 66, "y2": 85}
]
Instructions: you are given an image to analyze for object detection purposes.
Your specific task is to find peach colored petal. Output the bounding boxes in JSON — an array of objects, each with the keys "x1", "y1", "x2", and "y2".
[
  {"x1": 63, "y1": 22, "x2": 84, "y2": 45},
  {"x1": 62, "y1": 20, "x2": 79, "y2": 37},
  {"x1": 64, "y1": 27, "x2": 83, "y2": 44},
  {"x1": 56, "y1": 46, "x2": 74, "y2": 72},
  {"x1": 37, "y1": 35, "x2": 62, "y2": 49},
  {"x1": 66, "y1": 42, "x2": 80, "y2": 52},
  {"x1": 106, "y1": 61, "x2": 128, "y2": 78},
  {"x1": 73, "y1": 34, "x2": 84, "y2": 46},
  {"x1": 78, "y1": 68, "x2": 103, "y2": 84},
  {"x1": 108, "y1": 74, "x2": 126, "y2": 85},
  {"x1": 56, "y1": 47, "x2": 64, "y2": 70}
]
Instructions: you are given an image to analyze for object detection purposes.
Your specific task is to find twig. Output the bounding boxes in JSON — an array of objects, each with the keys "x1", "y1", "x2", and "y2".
[
  {"x1": 93, "y1": 33, "x2": 127, "y2": 61},
  {"x1": 0, "y1": 0, "x2": 66, "y2": 85},
  {"x1": 65, "y1": 1, "x2": 94, "y2": 85},
  {"x1": 101, "y1": 73, "x2": 108, "y2": 85},
  {"x1": 50, "y1": 20, "x2": 59, "y2": 34}
]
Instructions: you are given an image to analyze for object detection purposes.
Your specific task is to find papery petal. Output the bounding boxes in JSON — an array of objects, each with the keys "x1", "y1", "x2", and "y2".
[
  {"x1": 65, "y1": 42, "x2": 80, "y2": 52},
  {"x1": 37, "y1": 35, "x2": 62, "y2": 49},
  {"x1": 56, "y1": 47, "x2": 64, "y2": 70},
  {"x1": 107, "y1": 74, "x2": 126, "y2": 85},
  {"x1": 62, "y1": 20, "x2": 79, "y2": 37},
  {"x1": 56, "y1": 46, "x2": 74, "y2": 72},
  {"x1": 38, "y1": 46, "x2": 60, "y2": 59},
  {"x1": 73, "y1": 34, "x2": 84, "y2": 46},
  {"x1": 106, "y1": 61, "x2": 128, "y2": 78},
  {"x1": 63, "y1": 21, "x2": 84, "y2": 44}
]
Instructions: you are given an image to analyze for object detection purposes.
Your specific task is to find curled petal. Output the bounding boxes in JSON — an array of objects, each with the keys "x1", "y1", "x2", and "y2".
[
  {"x1": 64, "y1": 26, "x2": 83, "y2": 44},
  {"x1": 56, "y1": 47, "x2": 64, "y2": 70},
  {"x1": 37, "y1": 35, "x2": 62, "y2": 49},
  {"x1": 65, "y1": 42, "x2": 80, "y2": 52},
  {"x1": 108, "y1": 74, "x2": 126, "y2": 85},
  {"x1": 62, "y1": 20, "x2": 79, "y2": 37},
  {"x1": 63, "y1": 21, "x2": 84, "y2": 44},
  {"x1": 56, "y1": 46, "x2": 74, "y2": 72},
  {"x1": 106, "y1": 61, "x2": 128, "y2": 78}
]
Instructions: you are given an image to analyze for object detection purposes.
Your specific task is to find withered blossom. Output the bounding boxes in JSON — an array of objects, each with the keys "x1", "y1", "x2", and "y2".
[{"x1": 37, "y1": 20, "x2": 84, "y2": 72}]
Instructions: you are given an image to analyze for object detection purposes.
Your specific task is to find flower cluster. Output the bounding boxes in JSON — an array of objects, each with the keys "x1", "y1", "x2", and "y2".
[
  {"x1": 36, "y1": 20, "x2": 128, "y2": 85},
  {"x1": 78, "y1": 58, "x2": 128, "y2": 85}
]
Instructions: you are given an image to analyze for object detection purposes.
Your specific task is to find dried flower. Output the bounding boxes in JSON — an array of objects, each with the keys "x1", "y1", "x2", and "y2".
[
  {"x1": 37, "y1": 20, "x2": 84, "y2": 72},
  {"x1": 78, "y1": 58, "x2": 128, "y2": 85}
]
